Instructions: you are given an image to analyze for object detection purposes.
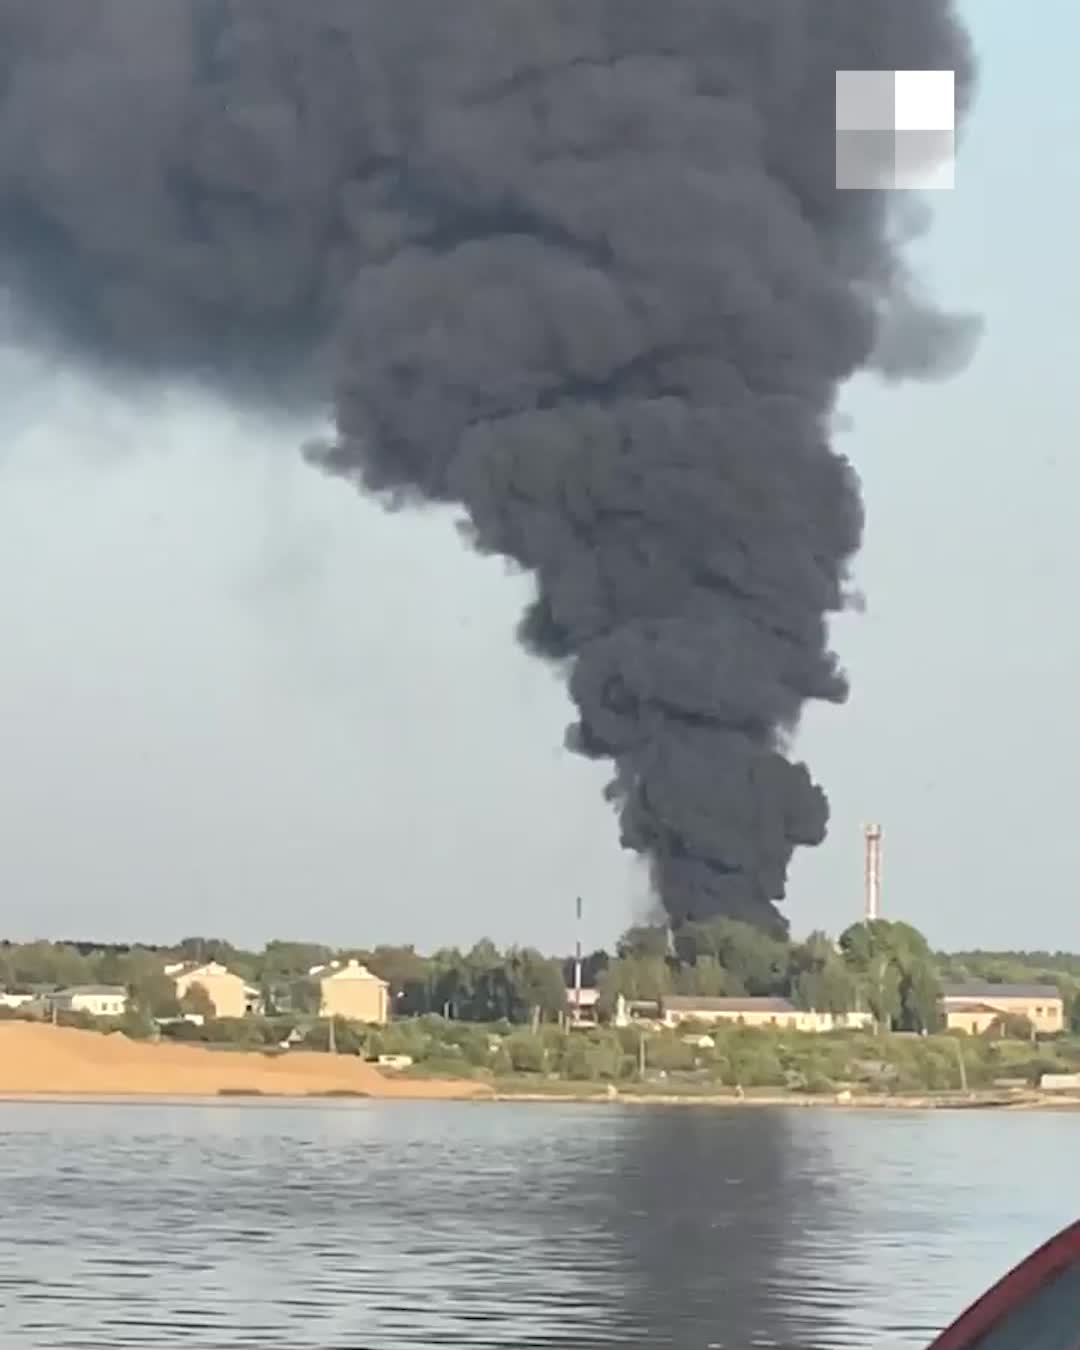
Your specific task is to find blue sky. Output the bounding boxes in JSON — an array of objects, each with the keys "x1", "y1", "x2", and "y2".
[{"x1": 0, "y1": 1, "x2": 1075, "y2": 954}]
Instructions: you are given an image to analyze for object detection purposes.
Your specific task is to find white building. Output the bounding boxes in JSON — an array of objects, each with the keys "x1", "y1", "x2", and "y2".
[
  {"x1": 51, "y1": 985, "x2": 128, "y2": 1018},
  {"x1": 0, "y1": 991, "x2": 35, "y2": 1010}
]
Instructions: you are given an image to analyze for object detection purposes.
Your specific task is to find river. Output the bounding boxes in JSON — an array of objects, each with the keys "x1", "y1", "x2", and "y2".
[{"x1": 0, "y1": 1099, "x2": 1075, "y2": 1348}]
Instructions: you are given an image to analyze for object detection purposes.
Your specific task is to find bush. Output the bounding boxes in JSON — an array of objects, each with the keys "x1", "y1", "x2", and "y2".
[
  {"x1": 300, "y1": 1018, "x2": 365, "y2": 1054},
  {"x1": 506, "y1": 1032, "x2": 545, "y2": 1073},
  {"x1": 561, "y1": 1035, "x2": 622, "y2": 1081},
  {"x1": 160, "y1": 1018, "x2": 207, "y2": 1042},
  {"x1": 420, "y1": 1055, "x2": 477, "y2": 1078},
  {"x1": 732, "y1": 1048, "x2": 786, "y2": 1088},
  {"x1": 983, "y1": 1013, "x2": 1035, "y2": 1042},
  {"x1": 644, "y1": 1034, "x2": 696, "y2": 1073},
  {"x1": 803, "y1": 1071, "x2": 835, "y2": 1095}
]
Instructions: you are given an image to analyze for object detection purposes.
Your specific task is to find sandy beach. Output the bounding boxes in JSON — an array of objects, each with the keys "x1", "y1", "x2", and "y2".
[
  {"x1": 4, "y1": 1023, "x2": 1080, "y2": 1112},
  {"x1": 0, "y1": 1022, "x2": 490, "y2": 1100}
]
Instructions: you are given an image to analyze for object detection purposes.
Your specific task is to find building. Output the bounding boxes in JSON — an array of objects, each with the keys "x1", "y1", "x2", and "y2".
[
  {"x1": 660, "y1": 995, "x2": 874, "y2": 1033},
  {"x1": 314, "y1": 959, "x2": 389, "y2": 1024},
  {"x1": 565, "y1": 987, "x2": 601, "y2": 1027},
  {"x1": 165, "y1": 961, "x2": 248, "y2": 1019},
  {"x1": 940, "y1": 983, "x2": 1064, "y2": 1035},
  {"x1": 0, "y1": 991, "x2": 35, "y2": 1011},
  {"x1": 50, "y1": 985, "x2": 128, "y2": 1018}
]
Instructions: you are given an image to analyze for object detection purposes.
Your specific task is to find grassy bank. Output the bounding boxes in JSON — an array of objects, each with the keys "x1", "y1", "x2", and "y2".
[
  {"x1": 8, "y1": 1006, "x2": 1080, "y2": 1103},
  {"x1": 368, "y1": 1016, "x2": 1080, "y2": 1100}
]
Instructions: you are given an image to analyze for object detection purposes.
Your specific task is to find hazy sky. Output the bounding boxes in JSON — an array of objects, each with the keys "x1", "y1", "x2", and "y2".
[{"x1": 1, "y1": 0, "x2": 1076, "y2": 954}]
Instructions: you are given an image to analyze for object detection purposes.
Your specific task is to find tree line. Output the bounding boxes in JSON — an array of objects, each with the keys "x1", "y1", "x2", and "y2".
[{"x1": 5, "y1": 919, "x2": 1080, "y2": 1032}]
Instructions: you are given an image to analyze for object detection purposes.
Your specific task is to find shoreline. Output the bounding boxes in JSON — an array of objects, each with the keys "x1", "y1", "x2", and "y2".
[
  {"x1": 2, "y1": 1086, "x2": 1080, "y2": 1112},
  {"x1": 4, "y1": 1025, "x2": 1079, "y2": 1113}
]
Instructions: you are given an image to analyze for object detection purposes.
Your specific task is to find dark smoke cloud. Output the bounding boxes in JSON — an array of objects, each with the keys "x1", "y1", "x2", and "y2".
[{"x1": 0, "y1": 0, "x2": 977, "y2": 932}]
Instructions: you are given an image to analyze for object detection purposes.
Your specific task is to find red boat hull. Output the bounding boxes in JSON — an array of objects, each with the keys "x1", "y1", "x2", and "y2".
[{"x1": 928, "y1": 1219, "x2": 1080, "y2": 1348}]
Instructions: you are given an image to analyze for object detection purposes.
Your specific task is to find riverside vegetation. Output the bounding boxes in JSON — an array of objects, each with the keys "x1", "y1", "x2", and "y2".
[{"x1": 4, "y1": 919, "x2": 1080, "y2": 1099}]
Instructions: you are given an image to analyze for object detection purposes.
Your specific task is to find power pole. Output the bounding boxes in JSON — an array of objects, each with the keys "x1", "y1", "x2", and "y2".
[{"x1": 573, "y1": 896, "x2": 583, "y2": 1025}]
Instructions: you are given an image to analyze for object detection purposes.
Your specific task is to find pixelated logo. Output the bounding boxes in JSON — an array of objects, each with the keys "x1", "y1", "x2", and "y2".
[{"x1": 835, "y1": 70, "x2": 955, "y2": 190}]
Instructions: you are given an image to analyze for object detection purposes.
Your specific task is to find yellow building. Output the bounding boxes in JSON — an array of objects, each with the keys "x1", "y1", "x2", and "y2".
[
  {"x1": 660, "y1": 995, "x2": 873, "y2": 1033},
  {"x1": 165, "y1": 961, "x2": 248, "y2": 1020},
  {"x1": 315, "y1": 959, "x2": 390, "y2": 1024},
  {"x1": 940, "y1": 983, "x2": 1064, "y2": 1035}
]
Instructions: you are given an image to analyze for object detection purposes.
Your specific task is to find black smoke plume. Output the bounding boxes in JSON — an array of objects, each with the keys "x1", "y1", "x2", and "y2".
[{"x1": 0, "y1": 1, "x2": 977, "y2": 932}]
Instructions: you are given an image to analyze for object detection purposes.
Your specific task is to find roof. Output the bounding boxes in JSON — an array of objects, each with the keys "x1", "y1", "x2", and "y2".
[
  {"x1": 662, "y1": 995, "x2": 797, "y2": 1014},
  {"x1": 319, "y1": 958, "x2": 388, "y2": 985},
  {"x1": 941, "y1": 982, "x2": 1062, "y2": 1001},
  {"x1": 167, "y1": 961, "x2": 241, "y2": 981},
  {"x1": 56, "y1": 985, "x2": 127, "y2": 997}
]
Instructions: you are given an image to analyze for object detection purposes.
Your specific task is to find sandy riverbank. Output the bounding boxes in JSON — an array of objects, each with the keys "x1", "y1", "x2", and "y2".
[
  {"x1": 0, "y1": 1023, "x2": 490, "y2": 1100},
  {"x1": 4, "y1": 1024, "x2": 1080, "y2": 1111}
]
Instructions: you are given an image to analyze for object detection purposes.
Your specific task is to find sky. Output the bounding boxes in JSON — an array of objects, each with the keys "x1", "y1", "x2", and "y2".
[{"x1": 0, "y1": 0, "x2": 1076, "y2": 955}]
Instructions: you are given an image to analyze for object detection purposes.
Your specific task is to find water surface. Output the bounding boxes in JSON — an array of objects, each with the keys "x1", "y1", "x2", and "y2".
[{"x1": 0, "y1": 1100, "x2": 1076, "y2": 1348}]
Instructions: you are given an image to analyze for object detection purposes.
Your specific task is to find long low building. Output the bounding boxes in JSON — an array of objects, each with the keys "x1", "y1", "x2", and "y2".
[
  {"x1": 940, "y1": 983, "x2": 1065, "y2": 1035},
  {"x1": 660, "y1": 995, "x2": 874, "y2": 1033},
  {"x1": 50, "y1": 986, "x2": 128, "y2": 1018}
]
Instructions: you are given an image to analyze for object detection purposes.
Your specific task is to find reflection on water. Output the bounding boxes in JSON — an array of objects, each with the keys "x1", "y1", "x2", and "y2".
[{"x1": 0, "y1": 1100, "x2": 1075, "y2": 1348}]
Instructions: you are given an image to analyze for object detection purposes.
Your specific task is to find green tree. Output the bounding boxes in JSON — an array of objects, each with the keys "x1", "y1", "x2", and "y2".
[
  {"x1": 506, "y1": 1032, "x2": 545, "y2": 1073},
  {"x1": 789, "y1": 932, "x2": 857, "y2": 1014},
  {"x1": 288, "y1": 977, "x2": 322, "y2": 1016},
  {"x1": 173, "y1": 937, "x2": 255, "y2": 977},
  {"x1": 129, "y1": 971, "x2": 180, "y2": 1020},
  {"x1": 462, "y1": 940, "x2": 510, "y2": 1021},
  {"x1": 261, "y1": 941, "x2": 332, "y2": 983},
  {"x1": 429, "y1": 948, "x2": 475, "y2": 1019},
  {"x1": 597, "y1": 955, "x2": 672, "y2": 1010},
  {"x1": 673, "y1": 918, "x2": 789, "y2": 995},
  {"x1": 505, "y1": 947, "x2": 566, "y2": 1023},
  {"x1": 179, "y1": 982, "x2": 216, "y2": 1019},
  {"x1": 983, "y1": 1012, "x2": 1035, "y2": 1041},
  {"x1": 5, "y1": 941, "x2": 94, "y2": 989},
  {"x1": 616, "y1": 925, "x2": 670, "y2": 961},
  {"x1": 839, "y1": 920, "x2": 940, "y2": 1032},
  {"x1": 363, "y1": 945, "x2": 432, "y2": 1015},
  {"x1": 674, "y1": 954, "x2": 741, "y2": 998}
]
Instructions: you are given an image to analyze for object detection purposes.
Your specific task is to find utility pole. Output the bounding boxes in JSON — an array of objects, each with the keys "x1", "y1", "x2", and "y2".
[
  {"x1": 573, "y1": 896, "x2": 583, "y2": 1026},
  {"x1": 953, "y1": 1037, "x2": 968, "y2": 1094}
]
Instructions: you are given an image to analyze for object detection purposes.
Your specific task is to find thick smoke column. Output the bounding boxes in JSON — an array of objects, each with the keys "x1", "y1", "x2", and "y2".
[{"x1": 0, "y1": 1, "x2": 976, "y2": 932}]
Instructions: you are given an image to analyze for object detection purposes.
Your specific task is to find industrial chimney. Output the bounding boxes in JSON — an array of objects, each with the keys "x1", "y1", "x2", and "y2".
[{"x1": 863, "y1": 823, "x2": 882, "y2": 922}]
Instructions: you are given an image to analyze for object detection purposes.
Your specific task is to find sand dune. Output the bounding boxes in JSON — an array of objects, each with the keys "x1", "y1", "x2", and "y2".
[{"x1": 0, "y1": 1022, "x2": 490, "y2": 1100}]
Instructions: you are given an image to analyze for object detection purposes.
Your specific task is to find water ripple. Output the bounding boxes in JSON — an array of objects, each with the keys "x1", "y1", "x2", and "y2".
[{"x1": 0, "y1": 1101, "x2": 1075, "y2": 1348}]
